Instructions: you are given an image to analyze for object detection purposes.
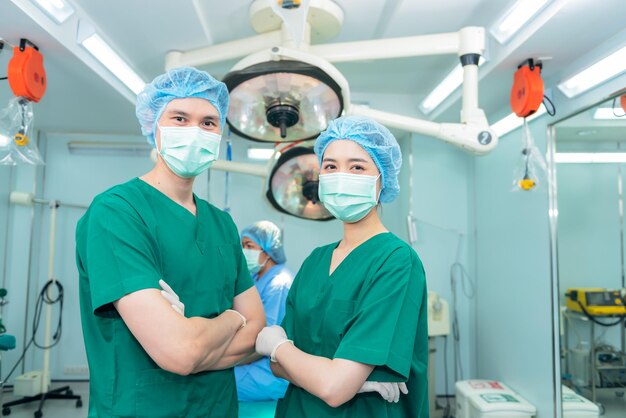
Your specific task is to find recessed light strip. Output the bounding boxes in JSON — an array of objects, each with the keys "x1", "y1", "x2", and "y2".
[
  {"x1": 491, "y1": 106, "x2": 547, "y2": 137},
  {"x1": 558, "y1": 44, "x2": 626, "y2": 98},
  {"x1": 32, "y1": 0, "x2": 75, "y2": 24},
  {"x1": 555, "y1": 152, "x2": 626, "y2": 164},
  {"x1": 420, "y1": 58, "x2": 485, "y2": 114},
  {"x1": 593, "y1": 108, "x2": 626, "y2": 120},
  {"x1": 491, "y1": 0, "x2": 551, "y2": 44},
  {"x1": 80, "y1": 33, "x2": 145, "y2": 95}
]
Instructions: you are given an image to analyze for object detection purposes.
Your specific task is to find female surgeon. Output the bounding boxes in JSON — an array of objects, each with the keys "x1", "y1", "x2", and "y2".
[{"x1": 255, "y1": 115, "x2": 429, "y2": 418}]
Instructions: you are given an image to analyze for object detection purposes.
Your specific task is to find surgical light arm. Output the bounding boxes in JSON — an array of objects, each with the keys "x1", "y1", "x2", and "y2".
[{"x1": 167, "y1": 25, "x2": 497, "y2": 154}]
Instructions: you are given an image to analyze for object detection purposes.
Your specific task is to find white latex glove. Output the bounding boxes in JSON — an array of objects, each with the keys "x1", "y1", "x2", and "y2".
[
  {"x1": 159, "y1": 279, "x2": 185, "y2": 317},
  {"x1": 225, "y1": 309, "x2": 247, "y2": 329},
  {"x1": 358, "y1": 381, "x2": 409, "y2": 403},
  {"x1": 255, "y1": 325, "x2": 292, "y2": 362}
]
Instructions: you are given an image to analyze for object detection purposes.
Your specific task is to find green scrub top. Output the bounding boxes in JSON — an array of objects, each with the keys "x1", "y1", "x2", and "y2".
[
  {"x1": 277, "y1": 232, "x2": 428, "y2": 418},
  {"x1": 76, "y1": 178, "x2": 253, "y2": 418}
]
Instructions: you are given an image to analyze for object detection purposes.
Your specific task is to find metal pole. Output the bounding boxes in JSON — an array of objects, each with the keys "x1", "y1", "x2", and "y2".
[
  {"x1": 590, "y1": 321, "x2": 596, "y2": 404},
  {"x1": 40, "y1": 201, "x2": 57, "y2": 394}
]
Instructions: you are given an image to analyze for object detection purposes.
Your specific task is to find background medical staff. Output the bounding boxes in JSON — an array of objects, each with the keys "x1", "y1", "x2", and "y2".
[
  {"x1": 256, "y1": 116, "x2": 428, "y2": 418},
  {"x1": 77, "y1": 67, "x2": 265, "y2": 418},
  {"x1": 235, "y1": 221, "x2": 293, "y2": 402}
]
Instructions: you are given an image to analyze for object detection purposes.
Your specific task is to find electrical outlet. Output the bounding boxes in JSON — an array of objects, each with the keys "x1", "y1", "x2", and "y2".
[{"x1": 63, "y1": 365, "x2": 89, "y2": 376}]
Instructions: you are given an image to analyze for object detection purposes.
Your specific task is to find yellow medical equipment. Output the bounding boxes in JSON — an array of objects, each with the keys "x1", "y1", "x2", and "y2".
[{"x1": 565, "y1": 288, "x2": 626, "y2": 316}]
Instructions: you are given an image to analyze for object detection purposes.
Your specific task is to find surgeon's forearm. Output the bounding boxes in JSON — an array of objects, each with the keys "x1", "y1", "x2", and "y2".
[
  {"x1": 115, "y1": 289, "x2": 242, "y2": 376},
  {"x1": 236, "y1": 352, "x2": 262, "y2": 365},
  {"x1": 272, "y1": 343, "x2": 372, "y2": 407},
  {"x1": 270, "y1": 361, "x2": 295, "y2": 382},
  {"x1": 203, "y1": 317, "x2": 264, "y2": 370},
  {"x1": 209, "y1": 351, "x2": 260, "y2": 370},
  {"x1": 190, "y1": 311, "x2": 245, "y2": 373}
]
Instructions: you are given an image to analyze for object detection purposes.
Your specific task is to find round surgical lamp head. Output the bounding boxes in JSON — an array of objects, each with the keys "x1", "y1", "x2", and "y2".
[
  {"x1": 266, "y1": 146, "x2": 332, "y2": 221},
  {"x1": 223, "y1": 60, "x2": 343, "y2": 143}
]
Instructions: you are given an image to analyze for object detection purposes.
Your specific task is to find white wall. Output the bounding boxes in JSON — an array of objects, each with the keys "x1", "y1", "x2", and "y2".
[
  {"x1": 4, "y1": 133, "x2": 160, "y2": 379},
  {"x1": 473, "y1": 120, "x2": 554, "y2": 410},
  {"x1": 403, "y1": 134, "x2": 476, "y2": 394},
  {"x1": 472, "y1": 68, "x2": 626, "y2": 418}
]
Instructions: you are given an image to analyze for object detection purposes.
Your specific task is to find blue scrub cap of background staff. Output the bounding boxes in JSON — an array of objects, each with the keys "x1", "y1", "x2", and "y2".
[
  {"x1": 135, "y1": 67, "x2": 230, "y2": 147},
  {"x1": 314, "y1": 115, "x2": 402, "y2": 203},
  {"x1": 241, "y1": 221, "x2": 287, "y2": 265}
]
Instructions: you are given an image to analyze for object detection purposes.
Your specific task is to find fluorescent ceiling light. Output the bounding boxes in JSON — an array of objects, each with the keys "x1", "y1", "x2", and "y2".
[
  {"x1": 247, "y1": 148, "x2": 277, "y2": 160},
  {"x1": 491, "y1": 0, "x2": 551, "y2": 44},
  {"x1": 555, "y1": 152, "x2": 626, "y2": 164},
  {"x1": 420, "y1": 57, "x2": 485, "y2": 114},
  {"x1": 67, "y1": 141, "x2": 151, "y2": 156},
  {"x1": 80, "y1": 33, "x2": 145, "y2": 94},
  {"x1": 32, "y1": 0, "x2": 75, "y2": 24},
  {"x1": 558, "y1": 45, "x2": 626, "y2": 98},
  {"x1": 491, "y1": 106, "x2": 547, "y2": 137},
  {"x1": 593, "y1": 107, "x2": 626, "y2": 120}
]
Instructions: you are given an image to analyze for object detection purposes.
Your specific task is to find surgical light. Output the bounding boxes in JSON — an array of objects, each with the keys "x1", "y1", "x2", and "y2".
[
  {"x1": 555, "y1": 152, "x2": 626, "y2": 164},
  {"x1": 266, "y1": 147, "x2": 332, "y2": 220},
  {"x1": 491, "y1": 106, "x2": 547, "y2": 137},
  {"x1": 32, "y1": 0, "x2": 75, "y2": 24},
  {"x1": 490, "y1": 0, "x2": 551, "y2": 44},
  {"x1": 593, "y1": 108, "x2": 625, "y2": 120},
  {"x1": 558, "y1": 45, "x2": 626, "y2": 98},
  {"x1": 420, "y1": 57, "x2": 485, "y2": 115},
  {"x1": 80, "y1": 33, "x2": 146, "y2": 95},
  {"x1": 223, "y1": 60, "x2": 343, "y2": 143}
]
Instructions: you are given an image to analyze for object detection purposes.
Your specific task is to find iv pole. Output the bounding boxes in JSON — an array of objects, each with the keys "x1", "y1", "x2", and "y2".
[{"x1": 4, "y1": 192, "x2": 84, "y2": 417}]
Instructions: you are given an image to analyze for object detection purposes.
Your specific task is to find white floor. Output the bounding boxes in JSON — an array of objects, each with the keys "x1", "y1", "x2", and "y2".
[
  {"x1": 1, "y1": 381, "x2": 89, "y2": 418},
  {"x1": 0, "y1": 382, "x2": 623, "y2": 418},
  {"x1": 595, "y1": 392, "x2": 626, "y2": 418}
]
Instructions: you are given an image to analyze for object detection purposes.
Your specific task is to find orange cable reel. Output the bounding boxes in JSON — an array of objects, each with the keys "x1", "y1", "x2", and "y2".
[
  {"x1": 7, "y1": 39, "x2": 47, "y2": 103},
  {"x1": 510, "y1": 59, "x2": 546, "y2": 191},
  {"x1": 510, "y1": 58, "x2": 544, "y2": 118},
  {"x1": 4, "y1": 39, "x2": 47, "y2": 151}
]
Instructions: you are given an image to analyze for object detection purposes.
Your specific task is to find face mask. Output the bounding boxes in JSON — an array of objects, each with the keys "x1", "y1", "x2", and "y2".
[
  {"x1": 157, "y1": 125, "x2": 221, "y2": 178},
  {"x1": 242, "y1": 249, "x2": 268, "y2": 276},
  {"x1": 318, "y1": 173, "x2": 380, "y2": 223}
]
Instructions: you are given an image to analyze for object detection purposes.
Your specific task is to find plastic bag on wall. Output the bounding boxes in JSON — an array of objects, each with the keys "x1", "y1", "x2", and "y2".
[
  {"x1": 0, "y1": 127, "x2": 14, "y2": 165},
  {"x1": 0, "y1": 97, "x2": 45, "y2": 165},
  {"x1": 512, "y1": 119, "x2": 546, "y2": 192}
]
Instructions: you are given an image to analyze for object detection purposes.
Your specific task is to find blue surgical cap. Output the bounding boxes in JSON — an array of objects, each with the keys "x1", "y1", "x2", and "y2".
[
  {"x1": 314, "y1": 115, "x2": 402, "y2": 203},
  {"x1": 241, "y1": 221, "x2": 287, "y2": 264},
  {"x1": 135, "y1": 67, "x2": 229, "y2": 147}
]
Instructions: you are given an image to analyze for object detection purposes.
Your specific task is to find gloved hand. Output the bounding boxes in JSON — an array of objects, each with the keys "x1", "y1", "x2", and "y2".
[
  {"x1": 159, "y1": 279, "x2": 185, "y2": 317},
  {"x1": 358, "y1": 381, "x2": 409, "y2": 403},
  {"x1": 225, "y1": 309, "x2": 247, "y2": 329},
  {"x1": 255, "y1": 325, "x2": 293, "y2": 362}
]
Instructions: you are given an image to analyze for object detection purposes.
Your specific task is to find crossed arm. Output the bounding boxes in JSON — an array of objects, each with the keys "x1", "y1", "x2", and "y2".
[
  {"x1": 114, "y1": 285, "x2": 265, "y2": 375},
  {"x1": 270, "y1": 345, "x2": 374, "y2": 407},
  {"x1": 260, "y1": 325, "x2": 408, "y2": 407}
]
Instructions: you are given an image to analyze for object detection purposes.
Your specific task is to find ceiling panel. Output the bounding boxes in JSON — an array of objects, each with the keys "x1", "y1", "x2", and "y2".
[
  {"x1": 384, "y1": 0, "x2": 494, "y2": 38},
  {"x1": 75, "y1": 0, "x2": 208, "y2": 78},
  {"x1": 329, "y1": 0, "x2": 389, "y2": 42},
  {"x1": 0, "y1": 1, "x2": 137, "y2": 134},
  {"x1": 1, "y1": 0, "x2": 625, "y2": 138},
  {"x1": 196, "y1": 1, "x2": 258, "y2": 45}
]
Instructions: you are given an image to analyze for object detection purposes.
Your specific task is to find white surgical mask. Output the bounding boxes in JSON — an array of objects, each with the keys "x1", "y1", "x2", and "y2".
[
  {"x1": 242, "y1": 249, "x2": 268, "y2": 276},
  {"x1": 157, "y1": 125, "x2": 221, "y2": 178},
  {"x1": 318, "y1": 173, "x2": 380, "y2": 223}
]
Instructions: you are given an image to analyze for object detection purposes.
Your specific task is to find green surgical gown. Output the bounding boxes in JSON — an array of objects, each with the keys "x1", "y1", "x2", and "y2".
[
  {"x1": 76, "y1": 178, "x2": 253, "y2": 418},
  {"x1": 276, "y1": 232, "x2": 428, "y2": 418}
]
